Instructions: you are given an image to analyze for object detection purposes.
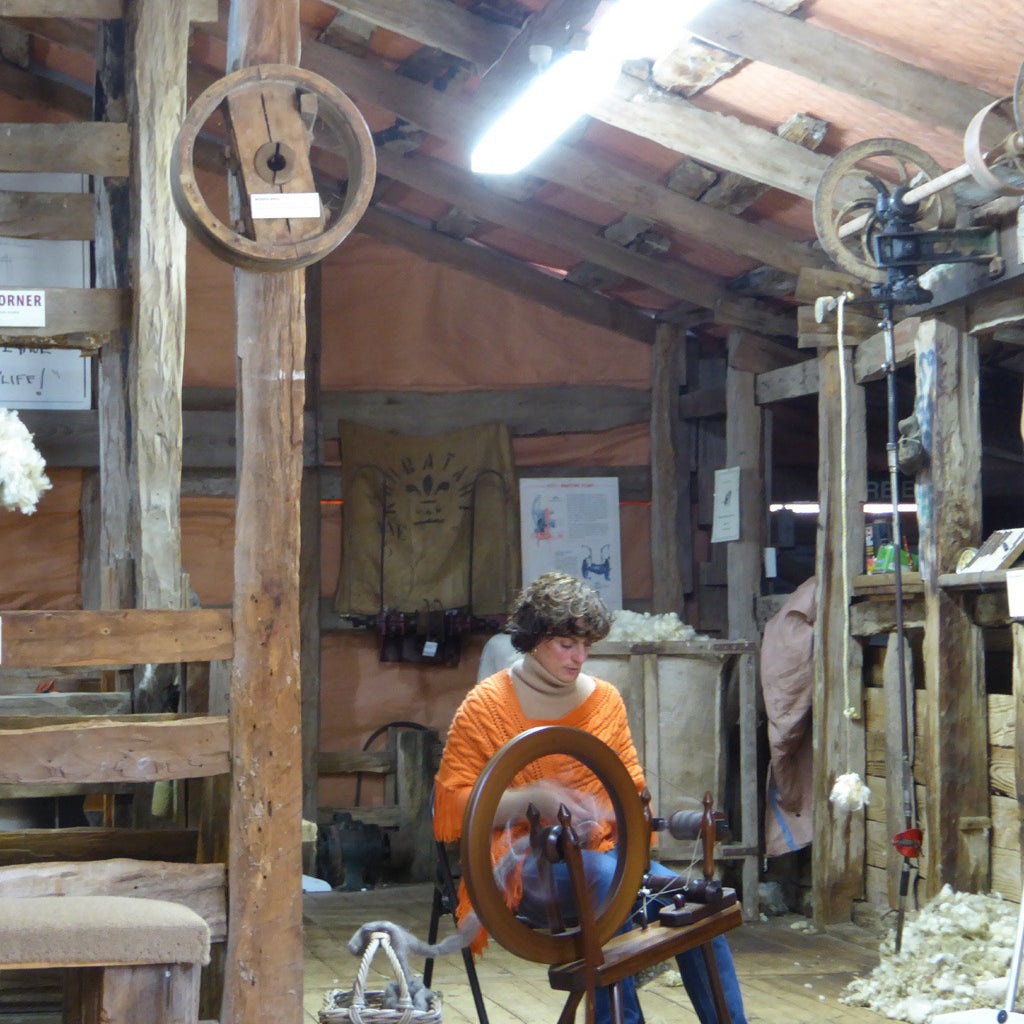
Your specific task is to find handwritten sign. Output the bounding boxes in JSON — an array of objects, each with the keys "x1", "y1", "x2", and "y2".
[{"x1": 0, "y1": 346, "x2": 90, "y2": 409}]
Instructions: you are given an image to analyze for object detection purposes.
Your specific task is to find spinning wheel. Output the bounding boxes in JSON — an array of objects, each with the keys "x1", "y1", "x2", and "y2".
[
  {"x1": 171, "y1": 64, "x2": 375, "y2": 271},
  {"x1": 461, "y1": 726, "x2": 649, "y2": 965},
  {"x1": 461, "y1": 726, "x2": 742, "y2": 1024},
  {"x1": 813, "y1": 137, "x2": 955, "y2": 284},
  {"x1": 964, "y1": 61, "x2": 1024, "y2": 197}
]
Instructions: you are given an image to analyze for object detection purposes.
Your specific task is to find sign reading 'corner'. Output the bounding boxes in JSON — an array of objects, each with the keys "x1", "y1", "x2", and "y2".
[{"x1": 0, "y1": 290, "x2": 45, "y2": 327}]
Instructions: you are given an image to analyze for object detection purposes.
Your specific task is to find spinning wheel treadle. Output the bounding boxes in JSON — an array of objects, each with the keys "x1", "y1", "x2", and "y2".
[
  {"x1": 812, "y1": 137, "x2": 954, "y2": 284},
  {"x1": 461, "y1": 726, "x2": 649, "y2": 966},
  {"x1": 171, "y1": 64, "x2": 375, "y2": 271}
]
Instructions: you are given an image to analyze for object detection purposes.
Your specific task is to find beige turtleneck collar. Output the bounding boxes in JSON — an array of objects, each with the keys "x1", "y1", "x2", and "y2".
[{"x1": 510, "y1": 652, "x2": 596, "y2": 721}]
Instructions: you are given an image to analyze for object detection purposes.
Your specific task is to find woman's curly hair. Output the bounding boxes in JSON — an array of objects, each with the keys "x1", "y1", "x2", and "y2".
[{"x1": 507, "y1": 571, "x2": 612, "y2": 653}]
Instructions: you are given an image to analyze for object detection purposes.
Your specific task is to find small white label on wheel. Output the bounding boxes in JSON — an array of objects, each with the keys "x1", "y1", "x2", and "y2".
[{"x1": 250, "y1": 192, "x2": 321, "y2": 219}]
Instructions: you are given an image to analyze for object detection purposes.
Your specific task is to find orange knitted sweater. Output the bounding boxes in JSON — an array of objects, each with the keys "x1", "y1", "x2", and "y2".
[{"x1": 433, "y1": 669, "x2": 646, "y2": 953}]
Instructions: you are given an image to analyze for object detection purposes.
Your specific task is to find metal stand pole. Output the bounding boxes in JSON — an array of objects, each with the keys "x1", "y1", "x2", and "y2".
[{"x1": 882, "y1": 302, "x2": 920, "y2": 952}]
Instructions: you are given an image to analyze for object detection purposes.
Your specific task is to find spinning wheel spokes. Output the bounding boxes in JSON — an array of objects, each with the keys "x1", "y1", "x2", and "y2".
[{"x1": 461, "y1": 726, "x2": 649, "y2": 966}]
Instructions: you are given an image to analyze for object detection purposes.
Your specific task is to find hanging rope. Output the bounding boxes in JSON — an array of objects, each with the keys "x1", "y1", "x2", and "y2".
[{"x1": 835, "y1": 292, "x2": 860, "y2": 722}]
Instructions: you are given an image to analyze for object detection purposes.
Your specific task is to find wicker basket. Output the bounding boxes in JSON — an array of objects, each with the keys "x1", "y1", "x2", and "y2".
[{"x1": 319, "y1": 929, "x2": 443, "y2": 1024}]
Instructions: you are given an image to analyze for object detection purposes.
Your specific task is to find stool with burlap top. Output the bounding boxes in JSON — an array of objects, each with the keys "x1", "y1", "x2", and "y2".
[{"x1": 0, "y1": 895, "x2": 211, "y2": 1023}]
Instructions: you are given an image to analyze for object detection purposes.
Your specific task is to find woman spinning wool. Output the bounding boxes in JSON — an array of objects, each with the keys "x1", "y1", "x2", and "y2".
[{"x1": 433, "y1": 572, "x2": 747, "y2": 1024}]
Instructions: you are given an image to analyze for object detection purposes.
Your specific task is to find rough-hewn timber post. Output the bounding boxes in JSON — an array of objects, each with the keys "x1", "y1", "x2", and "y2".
[
  {"x1": 223, "y1": 3, "x2": 306, "y2": 1023},
  {"x1": 725, "y1": 329, "x2": 764, "y2": 917},
  {"x1": 650, "y1": 322, "x2": 684, "y2": 613},
  {"x1": 811, "y1": 342, "x2": 866, "y2": 925},
  {"x1": 915, "y1": 316, "x2": 986, "y2": 894}
]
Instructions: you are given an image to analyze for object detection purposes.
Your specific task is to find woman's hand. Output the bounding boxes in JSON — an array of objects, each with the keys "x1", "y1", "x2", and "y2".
[{"x1": 495, "y1": 780, "x2": 602, "y2": 834}]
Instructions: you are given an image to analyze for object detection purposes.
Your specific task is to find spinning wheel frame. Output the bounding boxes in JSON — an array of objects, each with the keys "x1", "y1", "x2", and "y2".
[
  {"x1": 461, "y1": 726, "x2": 648, "y2": 966},
  {"x1": 171, "y1": 64, "x2": 375, "y2": 271},
  {"x1": 813, "y1": 137, "x2": 954, "y2": 284}
]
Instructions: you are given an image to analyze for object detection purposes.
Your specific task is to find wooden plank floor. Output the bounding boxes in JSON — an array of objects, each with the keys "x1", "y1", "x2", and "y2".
[{"x1": 303, "y1": 884, "x2": 892, "y2": 1024}]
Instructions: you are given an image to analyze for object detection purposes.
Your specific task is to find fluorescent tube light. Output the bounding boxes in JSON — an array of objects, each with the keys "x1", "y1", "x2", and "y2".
[
  {"x1": 471, "y1": 0, "x2": 713, "y2": 175},
  {"x1": 471, "y1": 50, "x2": 619, "y2": 174},
  {"x1": 768, "y1": 502, "x2": 919, "y2": 515}
]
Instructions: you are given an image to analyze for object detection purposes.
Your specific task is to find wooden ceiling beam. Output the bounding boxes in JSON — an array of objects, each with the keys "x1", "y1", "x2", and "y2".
[
  {"x1": 375, "y1": 147, "x2": 726, "y2": 307},
  {"x1": 471, "y1": 0, "x2": 601, "y2": 108},
  {"x1": 688, "y1": 0, "x2": 995, "y2": 134},
  {"x1": 320, "y1": 0, "x2": 517, "y2": 72},
  {"x1": 301, "y1": 39, "x2": 820, "y2": 274},
  {"x1": 593, "y1": 75, "x2": 831, "y2": 200}
]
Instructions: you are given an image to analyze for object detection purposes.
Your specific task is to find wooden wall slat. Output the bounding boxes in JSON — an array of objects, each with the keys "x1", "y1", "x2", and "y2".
[
  {"x1": 0, "y1": 288, "x2": 128, "y2": 347},
  {"x1": 0, "y1": 828, "x2": 199, "y2": 866},
  {"x1": 0, "y1": 123, "x2": 129, "y2": 176},
  {"x1": 0, "y1": 609, "x2": 232, "y2": 667},
  {"x1": 0, "y1": 714, "x2": 229, "y2": 784}
]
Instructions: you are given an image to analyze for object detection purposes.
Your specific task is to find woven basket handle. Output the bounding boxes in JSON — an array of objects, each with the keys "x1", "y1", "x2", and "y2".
[{"x1": 350, "y1": 931, "x2": 414, "y2": 1024}]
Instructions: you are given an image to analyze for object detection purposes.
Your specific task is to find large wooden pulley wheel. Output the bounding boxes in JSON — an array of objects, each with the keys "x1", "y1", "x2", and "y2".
[
  {"x1": 171, "y1": 64, "x2": 375, "y2": 271},
  {"x1": 963, "y1": 61, "x2": 1024, "y2": 197},
  {"x1": 813, "y1": 137, "x2": 954, "y2": 284},
  {"x1": 461, "y1": 726, "x2": 649, "y2": 965}
]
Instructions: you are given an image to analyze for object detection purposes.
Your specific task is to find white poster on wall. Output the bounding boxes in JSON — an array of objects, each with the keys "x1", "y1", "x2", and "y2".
[
  {"x1": 0, "y1": 172, "x2": 92, "y2": 410},
  {"x1": 519, "y1": 477, "x2": 623, "y2": 611},
  {"x1": 711, "y1": 465, "x2": 741, "y2": 543}
]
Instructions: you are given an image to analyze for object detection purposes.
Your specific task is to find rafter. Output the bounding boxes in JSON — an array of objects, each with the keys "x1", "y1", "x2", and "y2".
[
  {"x1": 319, "y1": 0, "x2": 517, "y2": 72},
  {"x1": 301, "y1": 38, "x2": 823, "y2": 274},
  {"x1": 688, "y1": 0, "x2": 995, "y2": 133},
  {"x1": 375, "y1": 148, "x2": 726, "y2": 307}
]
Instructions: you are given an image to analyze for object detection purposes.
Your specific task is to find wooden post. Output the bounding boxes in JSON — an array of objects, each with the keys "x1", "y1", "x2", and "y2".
[
  {"x1": 222, "y1": 3, "x2": 306, "y2": 1022},
  {"x1": 94, "y1": 19, "x2": 132, "y2": 604},
  {"x1": 695, "y1": 353, "x2": 727, "y2": 633},
  {"x1": 724, "y1": 330, "x2": 763, "y2": 640},
  {"x1": 651, "y1": 323, "x2": 684, "y2": 613},
  {"x1": 811, "y1": 342, "x2": 866, "y2": 926},
  {"x1": 301, "y1": 263, "x2": 323, "y2": 823},
  {"x1": 1014, "y1": 622, "x2": 1024, "y2": 852},
  {"x1": 915, "y1": 316, "x2": 986, "y2": 894},
  {"x1": 125, "y1": 0, "x2": 189, "y2": 612},
  {"x1": 725, "y1": 330, "x2": 764, "y2": 918}
]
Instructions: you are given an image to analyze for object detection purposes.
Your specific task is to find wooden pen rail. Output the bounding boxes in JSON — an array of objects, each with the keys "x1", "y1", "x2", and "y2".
[
  {"x1": 0, "y1": 609, "x2": 233, "y2": 668},
  {"x1": 0, "y1": 713, "x2": 230, "y2": 784}
]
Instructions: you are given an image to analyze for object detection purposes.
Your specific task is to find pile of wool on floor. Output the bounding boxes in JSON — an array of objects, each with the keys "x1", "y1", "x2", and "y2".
[
  {"x1": 841, "y1": 886, "x2": 1022, "y2": 1024},
  {"x1": 606, "y1": 611, "x2": 699, "y2": 643}
]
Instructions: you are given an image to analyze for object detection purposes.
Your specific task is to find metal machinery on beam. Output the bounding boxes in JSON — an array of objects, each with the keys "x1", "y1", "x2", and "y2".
[{"x1": 810, "y1": 61, "x2": 1024, "y2": 949}]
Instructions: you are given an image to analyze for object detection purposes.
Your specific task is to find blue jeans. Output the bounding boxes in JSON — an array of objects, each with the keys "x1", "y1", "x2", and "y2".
[{"x1": 520, "y1": 851, "x2": 746, "y2": 1024}]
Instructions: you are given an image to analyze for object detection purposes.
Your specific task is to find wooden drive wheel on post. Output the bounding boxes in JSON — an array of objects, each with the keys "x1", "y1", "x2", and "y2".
[
  {"x1": 171, "y1": 63, "x2": 375, "y2": 271},
  {"x1": 460, "y1": 726, "x2": 742, "y2": 1024}
]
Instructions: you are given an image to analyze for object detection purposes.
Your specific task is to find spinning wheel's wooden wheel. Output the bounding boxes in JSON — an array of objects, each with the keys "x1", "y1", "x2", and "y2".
[
  {"x1": 171, "y1": 64, "x2": 375, "y2": 271},
  {"x1": 461, "y1": 726, "x2": 649, "y2": 965},
  {"x1": 812, "y1": 137, "x2": 954, "y2": 284}
]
